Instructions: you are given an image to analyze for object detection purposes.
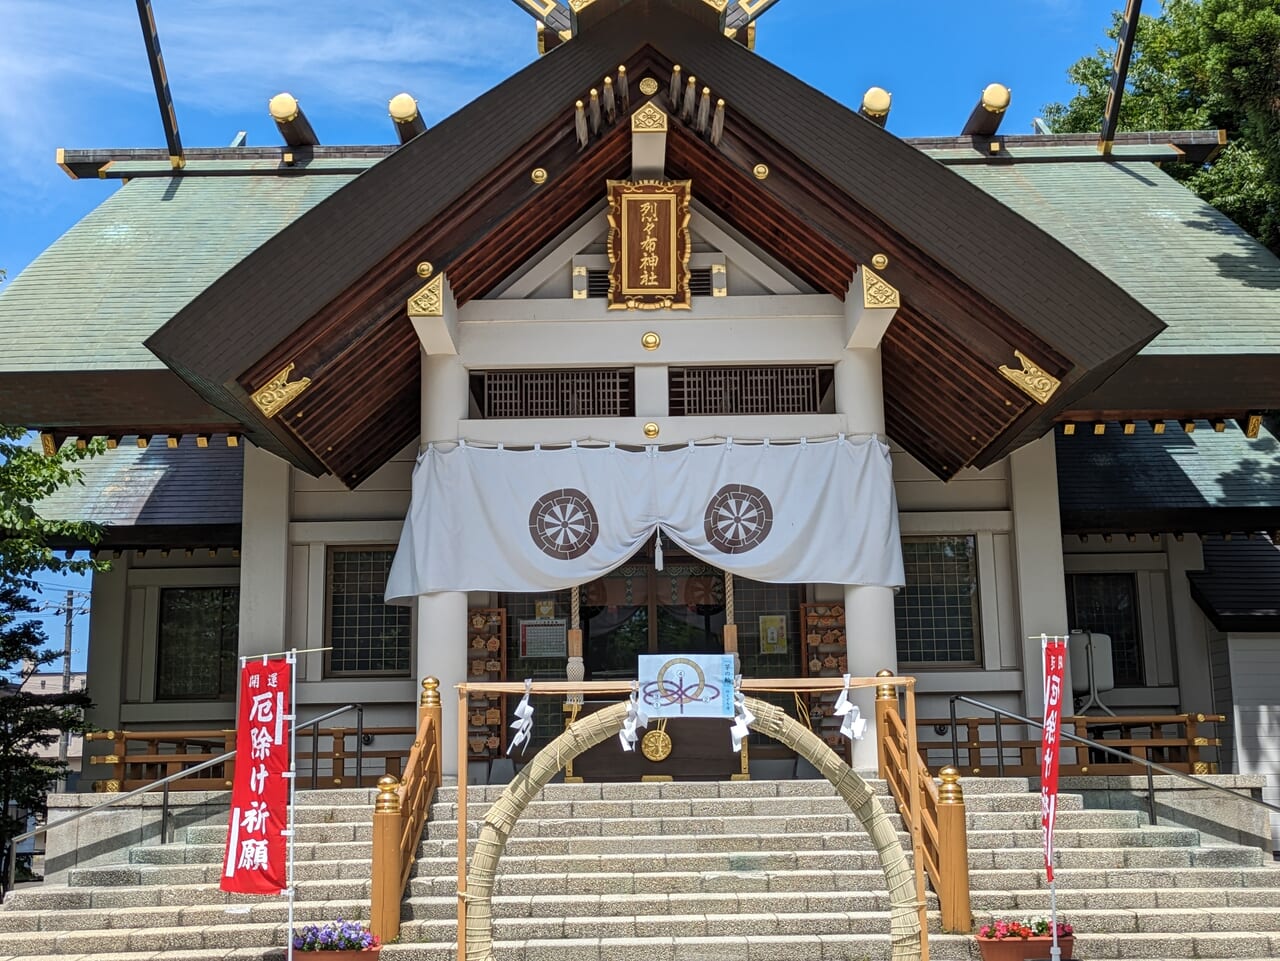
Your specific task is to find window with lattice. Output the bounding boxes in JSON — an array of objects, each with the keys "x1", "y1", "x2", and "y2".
[
  {"x1": 895, "y1": 535, "x2": 981, "y2": 666},
  {"x1": 469, "y1": 369, "x2": 635, "y2": 419},
  {"x1": 325, "y1": 548, "x2": 412, "y2": 677},
  {"x1": 669, "y1": 365, "x2": 835, "y2": 416}
]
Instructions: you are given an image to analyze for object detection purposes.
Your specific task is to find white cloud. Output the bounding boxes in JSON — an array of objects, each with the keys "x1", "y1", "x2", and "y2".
[{"x1": 0, "y1": 0, "x2": 536, "y2": 271}]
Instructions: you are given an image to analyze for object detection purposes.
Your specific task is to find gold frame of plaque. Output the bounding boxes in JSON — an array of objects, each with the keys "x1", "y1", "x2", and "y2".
[{"x1": 605, "y1": 179, "x2": 692, "y2": 311}]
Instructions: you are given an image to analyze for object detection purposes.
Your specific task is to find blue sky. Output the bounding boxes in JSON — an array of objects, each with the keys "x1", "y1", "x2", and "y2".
[{"x1": 0, "y1": 0, "x2": 1127, "y2": 668}]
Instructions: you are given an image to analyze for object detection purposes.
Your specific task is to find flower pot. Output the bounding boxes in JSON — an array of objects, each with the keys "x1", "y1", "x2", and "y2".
[
  {"x1": 976, "y1": 935, "x2": 1074, "y2": 961},
  {"x1": 297, "y1": 950, "x2": 381, "y2": 961}
]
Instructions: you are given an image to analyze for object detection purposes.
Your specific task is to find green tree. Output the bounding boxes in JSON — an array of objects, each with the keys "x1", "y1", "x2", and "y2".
[
  {"x1": 1043, "y1": 0, "x2": 1280, "y2": 254},
  {"x1": 0, "y1": 415, "x2": 104, "y2": 882}
]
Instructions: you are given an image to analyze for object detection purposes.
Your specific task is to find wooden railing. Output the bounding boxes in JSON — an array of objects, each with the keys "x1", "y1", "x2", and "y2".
[
  {"x1": 371, "y1": 677, "x2": 444, "y2": 943},
  {"x1": 924, "y1": 711, "x2": 1224, "y2": 778},
  {"x1": 85, "y1": 722, "x2": 416, "y2": 792},
  {"x1": 875, "y1": 672, "x2": 971, "y2": 934}
]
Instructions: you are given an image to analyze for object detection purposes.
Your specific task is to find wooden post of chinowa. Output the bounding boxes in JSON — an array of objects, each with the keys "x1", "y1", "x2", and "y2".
[
  {"x1": 371, "y1": 775, "x2": 403, "y2": 942},
  {"x1": 874, "y1": 669, "x2": 896, "y2": 781}
]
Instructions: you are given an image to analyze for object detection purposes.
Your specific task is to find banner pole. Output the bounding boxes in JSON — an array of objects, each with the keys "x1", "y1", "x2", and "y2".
[
  {"x1": 1049, "y1": 878, "x2": 1061, "y2": 960},
  {"x1": 286, "y1": 649, "x2": 298, "y2": 961}
]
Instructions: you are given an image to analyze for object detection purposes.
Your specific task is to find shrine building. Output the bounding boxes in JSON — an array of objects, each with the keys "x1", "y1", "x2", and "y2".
[{"x1": 1, "y1": 0, "x2": 1279, "y2": 836}]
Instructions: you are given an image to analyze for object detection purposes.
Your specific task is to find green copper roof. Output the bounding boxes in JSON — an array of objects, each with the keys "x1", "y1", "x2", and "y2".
[
  {"x1": 0, "y1": 170, "x2": 363, "y2": 372},
  {"x1": 954, "y1": 161, "x2": 1280, "y2": 356}
]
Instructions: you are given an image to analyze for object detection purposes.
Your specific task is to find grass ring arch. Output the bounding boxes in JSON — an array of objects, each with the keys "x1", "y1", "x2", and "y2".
[{"x1": 461, "y1": 697, "x2": 921, "y2": 961}]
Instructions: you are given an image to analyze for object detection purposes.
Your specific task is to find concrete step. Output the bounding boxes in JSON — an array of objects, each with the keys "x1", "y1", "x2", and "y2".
[
  {"x1": 432, "y1": 775, "x2": 1035, "y2": 804},
  {"x1": 970, "y1": 884, "x2": 1280, "y2": 911},
  {"x1": 401, "y1": 889, "x2": 937, "y2": 921},
  {"x1": 129, "y1": 840, "x2": 372, "y2": 865},
  {"x1": 414, "y1": 823, "x2": 1200, "y2": 861},
  {"x1": 431, "y1": 789, "x2": 1073, "y2": 821},
  {"x1": 0, "y1": 899, "x2": 368, "y2": 933},
  {"x1": 967, "y1": 865, "x2": 1280, "y2": 891},
  {"x1": 3, "y1": 878, "x2": 370, "y2": 911}
]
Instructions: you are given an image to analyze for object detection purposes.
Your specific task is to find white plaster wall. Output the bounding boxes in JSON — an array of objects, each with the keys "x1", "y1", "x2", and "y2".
[{"x1": 1225, "y1": 634, "x2": 1280, "y2": 844}]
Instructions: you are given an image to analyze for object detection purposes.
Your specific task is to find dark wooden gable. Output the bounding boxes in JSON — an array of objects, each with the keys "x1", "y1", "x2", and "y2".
[{"x1": 147, "y1": 0, "x2": 1166, "y2": 485}]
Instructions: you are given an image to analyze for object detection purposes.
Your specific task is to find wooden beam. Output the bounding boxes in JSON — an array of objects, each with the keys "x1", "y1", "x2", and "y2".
[
  {"x1": 269, "y1": 93, "x2": 320, "y2": 147},
  {"x1": 961, "y1": 84, "x2": 1011, "y2": 137},
  {"x1": 133, "y1": 0, "x2": 185, "y2": 169},
  {"x1": 1100, "y1": 0, "x2": 1143, "y2": 155},
  {"x1": 389, "y1": 93, "x2": 427, "y2": 144}
]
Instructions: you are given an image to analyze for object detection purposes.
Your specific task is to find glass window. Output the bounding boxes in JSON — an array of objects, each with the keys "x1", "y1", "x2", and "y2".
[
  {"x1": 156, "y1": 587, "x2": 239, "y2": 700},
  {"x1": 1067, "y1": 572, "x2": 1143, "y2": 686},
  {"x1": 895, "y1": 535, "x2": 981, "y2": 666},
  {"x1": 326, "y1": 548, "x2": 412, "y2": 677}
]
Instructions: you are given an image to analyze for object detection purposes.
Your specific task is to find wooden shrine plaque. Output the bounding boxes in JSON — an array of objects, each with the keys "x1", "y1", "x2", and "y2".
[{"x1": 606, "y1": 179, "x2": 692, "y2": 311}]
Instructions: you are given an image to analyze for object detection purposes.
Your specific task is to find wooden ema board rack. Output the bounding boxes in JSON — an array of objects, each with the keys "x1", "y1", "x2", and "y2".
[
  {"x1": 799, "y1": 602, "x2": 853, "y2": 765},
  {"x1": 466, "y1": 608, "x2": 507, "y2": 760}
]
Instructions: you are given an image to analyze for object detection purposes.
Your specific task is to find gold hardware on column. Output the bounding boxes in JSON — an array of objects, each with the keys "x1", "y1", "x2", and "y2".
[
  {"x1": 643, "y1": 422, "x2": 660, "y2": 439},
  {"x1": 641, "y1": 331, "x2": 660, "y2": 350}
]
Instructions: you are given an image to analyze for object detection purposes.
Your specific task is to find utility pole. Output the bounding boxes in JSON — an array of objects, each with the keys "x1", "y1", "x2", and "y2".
[{"x1": 58, "y1": 590, "x2": 73, "y2": 769}]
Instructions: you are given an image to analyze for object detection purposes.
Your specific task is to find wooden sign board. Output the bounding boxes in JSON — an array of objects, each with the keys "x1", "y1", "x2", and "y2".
[{"x1": 606, "y1": 179, "x2": 692, "y2": 311}]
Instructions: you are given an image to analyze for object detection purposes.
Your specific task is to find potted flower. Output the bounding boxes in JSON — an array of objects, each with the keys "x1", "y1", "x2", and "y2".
[
  {"x1": 975, "y1": 916, "x2": 1074, "y2": 961},
  {"x1": 292, "y1": 919, "x2": 381, "y2": 959}
]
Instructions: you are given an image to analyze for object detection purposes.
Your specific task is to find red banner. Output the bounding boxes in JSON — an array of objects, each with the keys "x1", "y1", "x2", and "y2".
[
  {"x1": 220, "y1": 657, "x2": 292, "y2": 895},
  {"x1": 1040, "y1": 636, "x2": 1068, "y2": 883}
]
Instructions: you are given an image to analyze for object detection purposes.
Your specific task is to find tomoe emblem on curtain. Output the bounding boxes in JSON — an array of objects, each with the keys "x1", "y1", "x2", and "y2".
[
  {"x1": 704, "y1": 484, "x2": 773, "y2": 554},
  {"x1": 529, "y1": 488, "x2": 600, "y2": 559}
]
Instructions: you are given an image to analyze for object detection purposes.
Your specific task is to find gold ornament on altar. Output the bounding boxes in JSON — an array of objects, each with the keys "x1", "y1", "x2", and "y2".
[{"x1": 641, "y1": 728, "x2": 672, "y2": 761}]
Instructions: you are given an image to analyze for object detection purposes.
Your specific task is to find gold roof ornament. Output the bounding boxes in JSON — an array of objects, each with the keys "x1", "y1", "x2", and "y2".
[
  {"x1": 998, "y1": 350, "x2": 1062, "y2": 405},
  {"x1": 408, "y1": 273, "x2": 444, "y2": 317},
  {"x1": 861, "y1": 268, "x2": 900, "y2": 309},
  {"x1": 631, "y1": 102, "x2": 668, "y2": 132},
  {"x1": 252, "y1": 363, "x2": 312, "y2": 419}
]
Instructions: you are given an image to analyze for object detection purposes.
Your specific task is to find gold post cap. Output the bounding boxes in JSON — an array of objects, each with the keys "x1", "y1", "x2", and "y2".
[
  {"x1": 421, "y1": 675, "x2": 441, "y2": 707},
  {"x1": 938, "y1": 765, "x2": 964, "y2": 804},
  {"x1": 981, "y1": 83, "x2": 1011, "y2": 114},
  {"x1": 643, "y1": 422, "x2": 660, "y2": 439},
  {"x1": 268, "y1": 92, "x2": 300, "y2": 123},
  {"x1": 389, "y1": 92, "x2": 419, "y2": 123},
  {"x1": 861, "y1": 86, "x2": 892, "y2": 118},
  {"x1": 875, "y1": 669, "x2": 896, "y2": 700},
  {"x1": 375, "y1": 774, "x2": 401, "y2": 813}
]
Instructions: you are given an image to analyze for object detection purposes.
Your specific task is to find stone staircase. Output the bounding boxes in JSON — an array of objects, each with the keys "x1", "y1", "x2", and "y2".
[{"x1": 2, "y1": 777, "x2": 1278, "y2": 960}]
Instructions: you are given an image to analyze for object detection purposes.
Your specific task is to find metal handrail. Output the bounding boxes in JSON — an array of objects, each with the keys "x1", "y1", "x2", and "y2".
[
  {"x1": 3, "y1": 704, "x2": 365, "y2": 894},
  {"x1": 948, "y1": 694, "x2": 1280, "y2": 826}
]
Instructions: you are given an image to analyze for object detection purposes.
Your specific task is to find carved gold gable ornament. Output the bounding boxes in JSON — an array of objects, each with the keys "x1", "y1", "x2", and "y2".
[
  {"x1": 998, "y1": 350, "x2": 1062, "y2": 405},
  {"x1": 252, "y1": 362, "x2": 311, "y2": 418},
  {"x1": 606, "y1": 179, "x2": 692, "y2": 311}
]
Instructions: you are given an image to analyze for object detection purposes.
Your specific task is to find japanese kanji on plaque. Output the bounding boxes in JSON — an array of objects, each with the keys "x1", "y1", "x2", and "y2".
[
  {"x1": 605, "y1": 179, "x2": 691, "y2": 311},
  {"x1": 221, "y1": 657, "x2": 292, "y2": 895}
]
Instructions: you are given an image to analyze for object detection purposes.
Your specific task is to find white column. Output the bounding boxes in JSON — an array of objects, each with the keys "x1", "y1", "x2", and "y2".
[
  {"x1": 1009, "y1": 433, "x2": 1070, "y2": 715},
  {"x1": 419, "y1": 349, "x2": 470, "y2": 776},
  {"x1": 1166, "y1": 534, "x2": 1214, "y2": 716},
  {"x1": 238, "y1": 443, "x2": 291, "y2": 657},
  {"x1": 834, "y1": 346, "x2": 897, "y2": 771},
  {"x1": 85, "y1": 556, "x2": 129, "y2": 735}
]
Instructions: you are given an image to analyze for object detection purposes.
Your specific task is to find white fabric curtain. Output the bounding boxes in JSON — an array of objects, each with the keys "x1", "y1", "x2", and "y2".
[{"x1": 385, "y1": 436, "x2": 904, "y2": 603}]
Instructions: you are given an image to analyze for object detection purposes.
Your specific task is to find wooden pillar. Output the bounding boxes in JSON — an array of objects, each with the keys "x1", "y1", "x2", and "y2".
[
  {"x1": 874, "y1": 670, "x2": 896, "y2": 780},
  {"x1": 936, "y1": 766, "x2": 972, "y2": 933},
  {"x1": 370, "y1": 775, "x2": 403, "y2": 942}
]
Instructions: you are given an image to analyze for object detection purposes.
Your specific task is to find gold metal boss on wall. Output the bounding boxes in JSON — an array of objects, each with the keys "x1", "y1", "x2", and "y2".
[{"x1": 605, "y1": 179, "x2": 692, "y2": 311}]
